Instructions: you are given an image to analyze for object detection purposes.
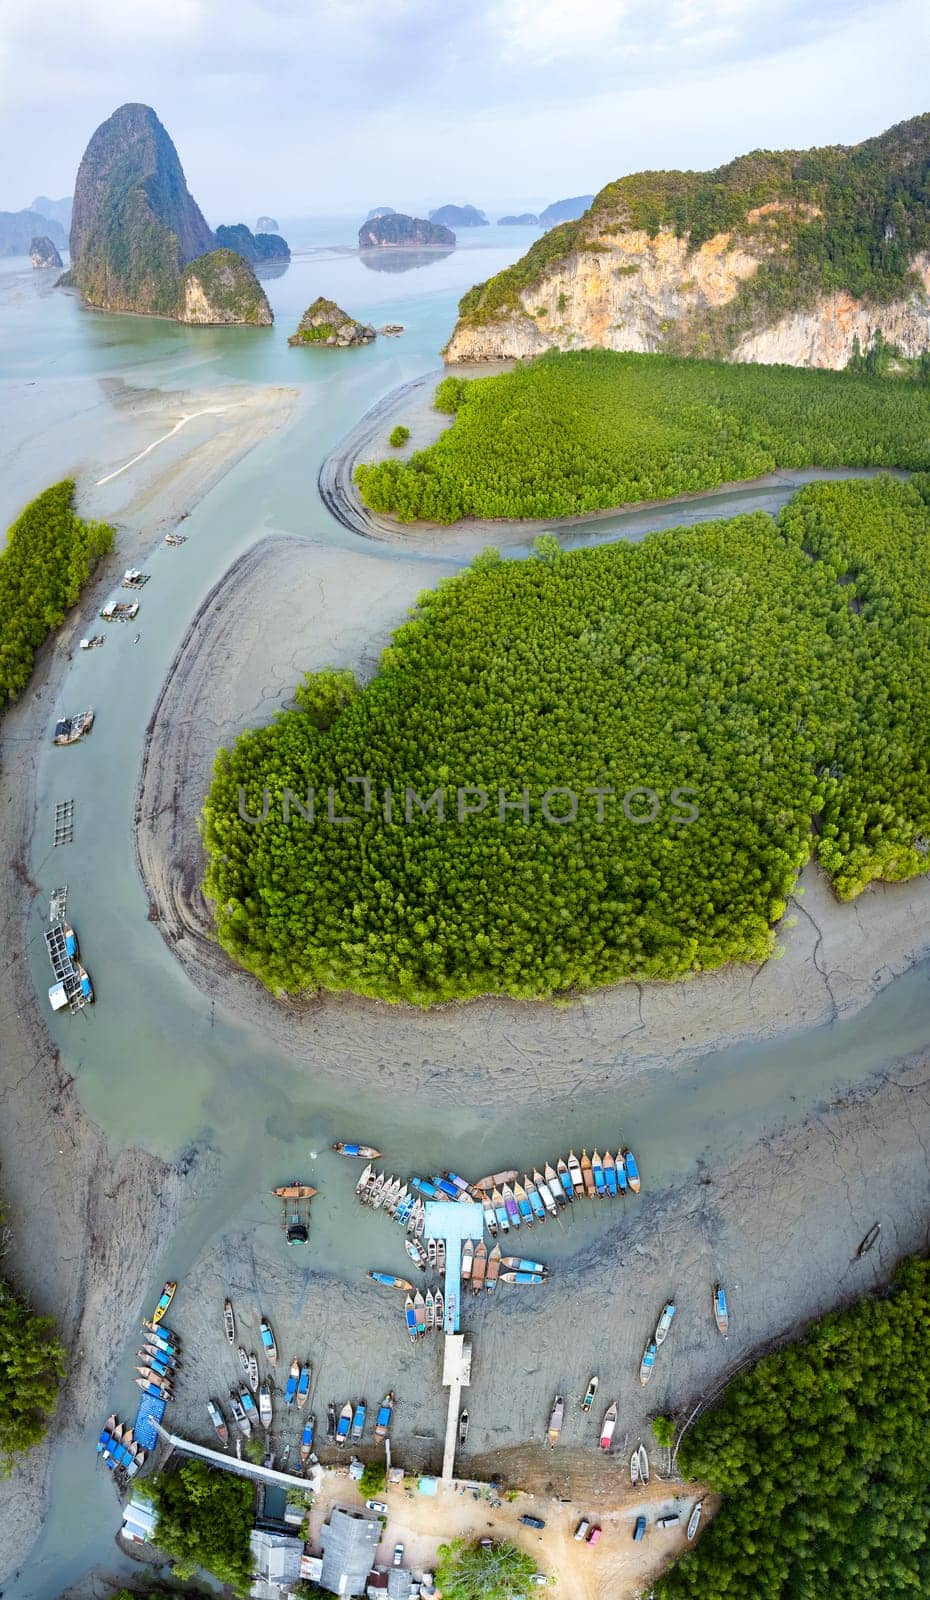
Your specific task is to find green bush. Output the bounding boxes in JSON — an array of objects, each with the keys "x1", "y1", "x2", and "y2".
[
  {"x1": 658, "y1": 1257, "x2": 930, "y2": 1600},
  {"x1": 354, "y1": 349, "x2": 930, "y2": 524},
  {"x1": 0, "y1": 1242, "x2": 65, "y2": 1474},
  {"x1": 435, "y1": 1539, "x2": 538, "y2": 1600},
  {"x1": 389, "y1": 424, "x2": 410, "y2": 447},
  {"x1": 202, "y1": 477, "x2": 930, "y2": 1004},
  {"x1": 149, "y1": 1460, "x2": 254, "y2": 1592},
  {"x1": 0, "y1": 481, "x2": 114, "y2": 707},
  {"x1": 359, "y1": 1460, "x2": 387, "y2": 1497}
]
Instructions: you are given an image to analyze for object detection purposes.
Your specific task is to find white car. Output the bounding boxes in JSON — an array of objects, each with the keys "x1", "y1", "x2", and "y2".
[
  {"x1": 393, "y1": 1543, "x2": 405, "y2": 1567},
  {"x1": 366, "y1": 1499, "x2": 388, "y2": 1515}
]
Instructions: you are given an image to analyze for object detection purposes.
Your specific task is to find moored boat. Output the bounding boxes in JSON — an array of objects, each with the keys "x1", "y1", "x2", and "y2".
[
  {"x1": 624, "y1": 1148, "x2": 641, "y2": 1192},
  {"x1": 351, "y1": 1399, "x2": 366, "y2": 1440},
  {"x1": 334, "y1": 1142, "x2": 381, "y2": 1159},
  {"x1": 248, "y1": 1353, "x2": 260, "y2": 1392},
  {"x1": 386, "y1": 1183, "x2": 408, "y2": 1218},
  {"x1": 230, "y1": 1391, "x2": 250, "y2": 1437},
  {"x1": 640, "y1": 1341, "x2": 657, "y2": 1385},
  {"x1": 580, "y1": 1150, "x2": 595, "y2": 1198},
  {"x1": 461, "y1": 1240, "x2": 474, "y2": 1281},
  {"x1": 427, "y1": 1239, "x2": 438, "y2": 1271},
  {"x1": 638, "y1": 1443, "x2": 649, "y2": 1485},
  {"x1": 425, "y1": 1289, "x2": 435, "y2": 1331},
  {"x1": 300, "y1": 1413, "x2": 316, "y2": 1462},
  {"x1": 514, "y1": 1181, "x2": 534, "y2": 1226},
  {"x1": 713, "y1": 1283, "x2": 729, "y2": 1338},
  {"x1": 857, "y1": 1222, "x2": 882, "y2": 1257},
  {"x1": 355, "y1": 1162, "x2": 373, "y2": 1195},
  {"x1": 471, "y1": 1240, "x2": 487, "y2": 1292},
  {"x1": 368, "y1": 1271, "x2": 414, "y2": 1290},
  {"x1": 260, "y1": 1319, "x2": 277, "y2": 1365},
  {"x1": 501, "y1": 1256, "x2": 546, "y2": 1275},
  {"x1": 137, "y1": 1347, "x2": 177, "y2": 1373},
  {"x1": 655, "y1": 1301, "x2": 676, "y2": 1346},
  {"x1": 592, "y1": 1149, "x2": 605, "y2": 1196},
  {"x1": 297, "y1": 1365, "x2": 311, "y2": 1409},
  {"x1": 568, "y1": 1152, "x2": 584, "y2": 1195},
  {"x1": 237, "y1": 1346, "x2": 250, "y2": 1378},
  {"x1": 630, "y1": 1449, "x2": 639, "y2": 1486},
  {"x1": 259, "y1": 1382, "x2": 273, "y2": 1431},
  {"x1": 502, "y1": 1184, "x2": 521, "y2": 1228},
  {"x1": 285, "y1": 1360, "x2": 300, "y2": 1407},
  {"x1": 458, "y1": 1409, "x2": 469, "y2": 1447},
  {"x1": 142, "y1": 1325, "x2": 179, "y2": 1353},
  {"x1": 405, "y1": 1237, "x2": 427, "y2": 1270},
  {"x1": 404, "y1": 1295, "x2": 417, "y2": 1343},
  {"x1": 272, "y1": 1183, "x2": 318, "y2": 1200},
  {"x1": 336, "y1": 1402, "x2": 353, "y2": 1444},
  {"x1": 369, "y1": 1173, "x2": 387, "y2": 1207},
  {"x1": 223, "y1": 1299, "x2": 235, "y2": 1344},
  {"x1": 615, "y1": 1149, "x2": 628, "y2": 1194},
  {"x1": 136, "y1": 1365, "x2": 173, "y2": 1390},
  {"x1": 436, "y1": 1239, "x2": 445, "y2": 1272},
  {"x1": 492, "y1": 1187, "x2": 509, "y2": 1234},
  {"x1": 152, "y1": 1281, "x2": 177, "y2": 1325},
  {"x1": 486, "y1": 1243, "x2": 502, "y2": 1291},
  {"x1": 687, "y1": 1501, "x2": 703, "y2": 1540},
  {"x1": 603, "y1": 1150, "x2": 617, "y2": 1196},
  {"x1": 581, "y1": 1376, "x2": 598, "y2": 1413},
  {"x1": 326, "y1": 1401, "x2": 336, "y2": 1441},
  {"x1": 500, "y1": 1270, "x2": 544, "y2": 1285},
  {"x1": 413, "y1": 1290, "x2": 426, "y2": 1338},
  {"x1": 600, "y1": 1400, "x2": 618, "y2": 1451},
  {"x1": 482, "y1": 1195, "x2": 498, "y2": 1236},
  {"x1": 547, "y1": 1394, "x2": 564, "y2": 1447},
  {"x1": 434, "y1": 1287, "x2": 445, "y2": 1329},
  {"x1": 375, "y1": 1391, "x2": 395, "y2": 1441},
  {"x1": 135, "y1": 1377, "x2": 173, "y2": 1398},
  {"x1": 525, "y1": 1175, "x2": 546, "y2": 1222},
  {"x1": 536, "y1": 1168, "x2": 558, "y2": 1215},
  {"x1": 240, "y1": 1389, "x2": 258, "y2": 1428}
]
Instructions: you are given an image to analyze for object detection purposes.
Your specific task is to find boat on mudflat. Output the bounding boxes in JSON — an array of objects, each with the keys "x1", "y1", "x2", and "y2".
[
  {"x1": 630, "y1": 1448, "x2": 639, "y2": 1486},
  {"x1": 260, "y1": 1319, "x2": 278, "y2": 1365},
  {"x1": 471, "y1": 1240, "x2": 488, "y2": 1292},
  {"x1": 687, "y1": 1501, "x2": 703, "y2": 1540},
  {"x1": 326, "y1": 1401, "x2": 337, "y2": 1441},
  {"x1": 857, "y1": 1222, "x2": 881, "y2": 1258},
  {"x1": 580, "y1": 1151, "x2": 595, "y2": 1198},
  {"x1": 405, "y1": 1237, "x2": 427, "y2": 1270},
  {"x1": 713, "y1": 1283, "x2": 729, "y2": 1337},
  {"x1": 500, "y1": 1270, "x2": 544, "y2": 1285},
  {"x1": 640, "y1": 1341, "x2": 657, "y2": 1385},
  {"x1": 600, "y1": 1400, "x2": 618, "y2": 1451},
  {"x1": 285, "y1": 1360, "x2": 300, "y2": 1407},
  {"x1": 501, "y1": 1256, "x2": 546, "y2": 1275},
  {"x1": 336, "y1": 1402, "x2": 353, "y2": 1444},
  {"x1": 259, "y1": 1382, "x2": 273, "y2": 1431},
  {"x1": 624, "y1": 1148, "x2": 641, "y2": 1192},
  {"x1": 437, "y1": 1239, "x2": 446, "y2": 1272},
  {"x1": 272, "y1": 1182, "x2": 318, "y2": 1200},
  {"x1": 223, "y1": 1299, "x2": 235, "y2": 1344},
  {"x1": 300, "y1": 1413, "x2": 316, "y2": 1462},
  {"x1": 502, "y1": 1184, "x2": 520, "y2": 1229},
  {"x1": 461, "y1": 1241, "x2": 474, "y2": 1282},
  {"x1": 514, "y1": 1181, "x2": 534, "y2": 1226},
  {"x1": 375, "y1": 1391, "x2": 395, "y2": 1441},
  {"x1": 525, "y1": 1175, "x2": 545, "y2": 1222},
  {"x1": 638, "y1": 1443, "x2": 649, "y2": 1485},
  {"x1": 237, "y1": 1345, "x2": 250, "y2": 1378},
  {"x1": 434, "y1": 1287, "x2": 445, "y2": 1329},
  {"x1": 486, "y1": 1244, "x2": 502, "y2": 1291},
  {"x1": 425, "y1": 1290, "x2": 435, "y2": 1331},
  {"x1": 536, "y1": 1168, "x2": 558, "y2": 1215},
  {"x1": 427, "y1": 1239, "x2": 438, "y2": 1271},
  {"x1": 404, "y1": 1295, "x2": 417, "y2": 1343},
  {"x1": 547, "y1": 1395, "x2": 564, "y2": 1447},
  {"x1": 413, "y1": 1290, "x2": 426, "y2": 1338},
  {"x1": 368, "y1": 1271, "x2": 414, "y2": 1290},
  {"x1": 492, "y1": 1187, "x2": 509, "y2": 1234},
  {"x1": 592, "y1": 1149, "x2": 605, "y2": 1196},
  {"x1": 603, "y1": 1150, "x2": 617, "y2": 1196},
  {"x1": 351, "y1": 1399, "x2": 366, "y2": 1440},
  {"x1": 152, "y1": 1281, "x2": 177, "y2": 1326},
  {"x1": 568, "y1": 1152, "x2": 584, "y2": 1195},
  {"x1": 655, "y1": 1301, "x2": 676, "y2": 1346},
  {"x1": 240, "y1": 1389, "x2": 258, "y2": 1429},
  {"x1": 615, "y1": 1149, "x2": 628, "y2": 1194},
  {"x1": 333, "y1": 1142, "x2": 381, "y2": 1159},
  {"x1": 582, "y1": 1376, "x2": 598, "y2": 1413},
  {"x1": 356, "y1": 1162, "x2": 373, "y2": 1194},
  {"x1": 248, "y1": 1353, "x2": 260, "y2": 1393},
  {"x1": 482, "y1": 1194, "x2": 498, "y2": 1236},
  {"x1": 230, "y1": 1391, "x2": 251, "y2": 1437},
  {"x1": 458, "y1": 1409, "x2": 469, "y2": 1447},
  {"x1": 297, "y1": 1365, "x2": 311, "y2": 1409}
]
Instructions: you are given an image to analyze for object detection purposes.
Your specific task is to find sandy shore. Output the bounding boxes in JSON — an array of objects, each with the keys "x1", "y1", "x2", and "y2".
[
  {"x1": 135, "y1": 530, "x2": 930, "y2": 1099},
  {"x1": 0, "y1": 380, "x2": 297, "y2": 1586}
]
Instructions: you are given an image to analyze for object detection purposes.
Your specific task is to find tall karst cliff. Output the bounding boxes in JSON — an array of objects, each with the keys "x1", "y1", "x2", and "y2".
[
  {"x1": 446, "y1": 116, "x2": 930, "y2": 369},
  {"x1": 68, "y1": 104, "x2": 272, "y2": 325}
]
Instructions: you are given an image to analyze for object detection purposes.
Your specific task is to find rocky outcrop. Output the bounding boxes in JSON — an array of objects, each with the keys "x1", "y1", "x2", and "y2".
[
  {"x1": 30, "y1": 235, "x2": 63, "y2": 269},
  {"x1": 499, "y1": 213, "x2": 539, "y2": 226},
  {"x1": 0, "y1": 209, "x2": 65, "y2": 256},
  {"x1": 256, "y1": 215, "x2": 279, "y2": 233},
  {"x1": 735, "y1": 265, "x2": 930, "y2": 368},
  {"x1": 359, "y1": 213, "x2": 454, "y2": 249},
  {"x1": 539, "y1": 196, "x2": 594, "y2": 225},
  {"x1": 69, "y1": 103, "x2": 216, "y2": 316},
  {"x1": 288, "y1": 296, "x2": 374, "y2": 347},
  {"x1": 215, "y1": 223, "x2": 290, "y2": 263},
  {"x1": 429, "y1": 203, "x2": 487, "y2": 227},
  {"x1": 365, "y1": 205, "x2": 396, "y2": 221},
  {"x1": 179, "y1": 250, "x2": 273, "y2": 325}
]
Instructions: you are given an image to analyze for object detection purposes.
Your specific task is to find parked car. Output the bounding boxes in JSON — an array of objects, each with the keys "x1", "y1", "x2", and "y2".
[
  {"x1": 532, "y1": 1576, "x2": 549, "y2": 1586},
  {"x1": 633, "y1": 1516, "x2": 647, "y2": 1542},
  {"x1": 393, "y1": 1544, "x2": 405, "y2": 1568},
  {"x1": 657, "y1": 1514, "x2": 681, "y2": 1530},
  {"x1": 587, "y1": 1526, "x2": 602, "y2": 1546},
  {"x1": 519, "y1": 1515, "x2": 546, "y2": 1530},
  {"x1": 573, "y1": 1519, "x2": 590, "y2": 1542},
  {"x1": 366, "y1": 1499, "x2": 388, "y2": 1515}
]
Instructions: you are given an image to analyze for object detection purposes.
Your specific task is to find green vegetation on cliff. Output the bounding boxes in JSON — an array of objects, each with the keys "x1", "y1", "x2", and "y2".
[
  {"x1": 458, "y1": 113, "x2": 930, "y2": 336},
  {"x1": 355, "y1": 350, "x2": 930, "y2": 522},
  {"x1": 659, "y1": 1256, "x2": 930, "y2": 1600},
  {"x1": 0, "y1": 1207, "x2": 66, "y2": 1474},
  {"x1": 0, "y1": 481, "x2": 114, "y2": 709},
  {"x1": 181, "y1": 249, "x2": 272, "y2": 325},
  {"x1": 148, "y1": 1461, "x2": 254, "y2": 1591},
  {"x1": 202, "y1": 478, "x2": 930, "y2": 1004}
]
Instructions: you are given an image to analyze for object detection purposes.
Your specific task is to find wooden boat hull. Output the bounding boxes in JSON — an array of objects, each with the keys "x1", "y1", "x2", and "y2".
[
  {"x1": 152, "y1": 1281, "x2": 177, "y2": 1325},
  {"x1": 272, "y1": 1184, "x2": 318, "y2": 1200}
]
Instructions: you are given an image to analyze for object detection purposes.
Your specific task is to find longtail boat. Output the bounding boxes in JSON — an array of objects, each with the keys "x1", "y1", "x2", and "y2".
[
  {"x1": 240, "y1": 1389, "x2": 258, "y2": 1428},
  {"x1": 386, "y1": 1183, "x2": 408, "y2": 1218},
  {"x1": 592, "y1": 1150, "x2": 605, "y2": 1196},
  {"x1": 615, "y1": 1149, "x2": 628, "y2": 1194},
  {"x1": 136, "y1": 1365, "x2": 173, "y2": 1389},
  {"x1": 208, "y1": 1399, "x2": 229, "y2": 1445},
  {"x1": 500, "y1": 1270, "x2": 544, "y2": 1285},
  {"x1": 630, "y1": 1448, "x2": 639, "y2": 1486},
  {"x1": 351, "y1": 1399, "x2": 366, "y2": 1440},
  {"x1": 137, "y1": 1347, "x2": 177, "y2": 1373},
  {"x1": 326, "y1": 1401, "x2": 336, "y2": 1441},
  {"x1": 640, "y1": 1340, "x2": 657, "y2": 1385},
  {"x1": 486, "y1": 1244, "x2": 502, "y2": 1291},
  {"x1": 687, "y1": 1501, "x2": 703, "y2": 1540},
  {"x1": 237, "y1": 1346, "x2": 250, "y2": 1378},
  {"x1": 152, "y1": 1281, "x2": 176, "y2": 1325},
  {"x1": 514, "y1": 1181, "x2": 534, "y2": 1226},
  {"x1": 525, "y1": 1175, "x2": 546, "y2": 1222},
  {"x1": 638, "y1": 1443, "x2": 649, "y2": 1485},
  {"x1": 375, "y1": 1391, "x2": 394, "y2": 1441},
  {"x1": 369, "y1": 1173, "x2": 387, "y2": 1207},
  {"x1": 427, "y1": 1239, "x2": 438, "y2": 1271},
  {"x1": 471, "y1": 1240, "x2": 488, "y2": 1292},
  {"x1": 474, "y1": 1170, "x2": 517, "y2": 1190},
  {"x1": 568, "y1": 1152, "x2": 584, "y2": 1195},
  {"x1": 536, "y1": 1169, "x2": 558, "y2": 1215},
  {"x1": 404, "y1": 1295, "x2": 418, "y2": 1343},
  {"x1": 300, "y1": 1413, "x2": 316, "y2": 1462},
  {"x1": 141, "y1": 1317, "x2": 177, "y2": 1339},
  {"x1": 492, "y1": 1187, "x2": 509, "y2": 1234},
  {"x1": 501, "y1": 1256, "x2": 546, "y2": 1274},
  {"x1": 135, "y1": 1377, "x2": 173, "y2": 1398},
  {"x1": 446, "y1": 1172, "x2": 473, "y2": 1196},
  {"x1": 248, "y1": 1353, "x2": 260, "y2": 1392},
  {"x1": 333, "y1": 1142, "x2": 381, "y2": 1159},
  {"x1": 582, "y1": 1376, "x2": 598, "y2": 1413},
  {"x1": 624, "y1": 1148, "x2": 641, "y2": 1193},
  {"x1": 272, "y1": 1183, "x2": 318, "y2": 1200},
  {"x1": 437, "y1": 1239, "x2": 446, "y2": 1272},
  {"x1": 502, "y1": 1184, "x2": 520, "y2": 1228},
  {"x1": 482, "y1": 1195, "x2": 498, "y2": 1236},
  {"x1": 405, "y1": 1237, "x2": 427, "y2": 1269},
  {"x1": 368, "y1": 1271, "x2": 414, "y2": 1290},
  {"x1": 259, "y1": 1382, "x2": 273, "y2": 1431},
  {"x1": 355, "y1": 1162, "x2": 373, "y2": 1195},
  {"x1": 336, "y1": 1402, "x2": 353, "y2": 1444},
  {"x1": 432, "y1": 1175, "x2": 459, "y2": 1201},
  {"x1": 461, "y1": 1240, "x2": 474, "y2": 1281},
  {"x1": 425, "y1": 1289, "x2": 435, "y2": 1331},
  {"x1": 713, "y1": 1283, "x2": 729, "y2": 1338},
  {"x1": 297, "y1": 1365, "x2": 311, "y2": 1409},
  {"x1": 600, "y1": 1400, "x2": 618, "y2": 1450},
  {"x1": 285, "y1": 1360, "x2": 300, "y2": 1407},
  {"x1": 580, "y1": 1151, "x2": 595, "y2": 1198},
  {"x1": 142, "y1": 1326, "x2": 179, "y2": 1354},
  {"x1": 655, "y1": 1301, "x2": 676, "y2": 1346},
  {"x1": 603, "y1": 1150, "x2": 617, "y2": 1196},
  {"x1": 260, "y1": 1319, "x2": 277, "y2": 1365},
  {"x1": 547, "y1": 1394, "x2": 564, "y2": 1447},
  {"x1": 394, "y1": 1191, "x2": 414, "y2": 1227},
  {"x1": 857, "y1": 1222, "x2": 881, "y2": 1257},
  {"x1": 223, "y1": 1299, "x2": 235, "y2": 1344},
  {"x1": 413, "y1": 1290, "x2": 426, "y2": 1338},
  {"x1": 458, "y1": 1409, "x2": 469, "y2": 1447}
]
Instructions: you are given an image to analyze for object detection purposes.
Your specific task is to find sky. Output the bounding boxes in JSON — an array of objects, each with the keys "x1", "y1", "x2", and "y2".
[{"x1": 1, "y1": 0, "x2": 929, "y2": 222}]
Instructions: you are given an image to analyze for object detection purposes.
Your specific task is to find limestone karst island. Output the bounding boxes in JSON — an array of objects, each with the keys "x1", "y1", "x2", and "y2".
[{"x1": 0, "y1": 12, "x2": 929, "y2": 1600}]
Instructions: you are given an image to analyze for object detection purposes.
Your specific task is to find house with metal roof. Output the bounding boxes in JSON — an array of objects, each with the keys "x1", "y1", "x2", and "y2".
[{"x1": 320, "y1": 1505, "x2": 383, "y2": 1596}]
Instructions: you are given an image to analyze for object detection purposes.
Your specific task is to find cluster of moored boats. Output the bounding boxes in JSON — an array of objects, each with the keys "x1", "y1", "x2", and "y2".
[
  {"x1": 135, "y1": 1281, "x2": 181, "y2": 1401},
  {"x1": 330, "y1": 1392, "x2": 395, "y2": 1447},
  {"x1": 97, "y1": 1414, "x2": 146, "y2": 1479}
]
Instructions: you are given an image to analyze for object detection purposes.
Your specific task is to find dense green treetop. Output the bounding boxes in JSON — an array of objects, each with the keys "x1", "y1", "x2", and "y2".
[
  {"x1": 0, "y1": 1208, "x2": 66, "y2": 1475},
  {"x1": 148, "y1": 1460, "x2": 254, "y2": 1592},
  {"x1": 660, "y1": 1256, "x2": 930, "y2": 1600},
  {"x1": 435, "y1": 1539, "x2": 539, "y2": 1600},
  {"x1": 202, "y1": 477, "x2": 930, "y2": 1005}
]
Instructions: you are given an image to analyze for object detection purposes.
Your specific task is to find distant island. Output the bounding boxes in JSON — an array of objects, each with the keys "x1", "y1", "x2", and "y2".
[
  {"x1": 30, "y1": 194, "x2": 73, "y2": 230},
  {"x1": 498, "y1": 213, "x2": 539, "y2": 226},
  {"x1": 30, "y1": 236, "x2": 62, "y2": 270},
  {"x1": 215, "y1": 223, "x2": 290, "y2": 263},
  {"x1": 428, "y1": 203, "x2": 488, "y2": 227},
  {"x1": 0, "y1": 209, "x2": 66, "y2": 257},
  {"x1": 288, "y1": 296, "x2": 375, "y2": 347},
  {"x1": 65, "y1": 103, "x2": 274, "y2": 325},
  {"x1": 539, "y1": 195, "x2": 594, "y2": 225},
  {"x1": 358, "y1": 213, "x2": 455, "y2": 249},
  {"x1": 255, "y1": 215, "x2": 279, "y2": 233},
  {"x1": 365, "y1": 205, "x2": 397, "y2": 221}
]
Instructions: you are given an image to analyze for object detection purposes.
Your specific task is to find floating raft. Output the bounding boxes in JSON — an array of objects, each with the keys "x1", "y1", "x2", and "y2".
[{"x1": 133, "y1": 1390, "x2": 166, "y2": 1451}]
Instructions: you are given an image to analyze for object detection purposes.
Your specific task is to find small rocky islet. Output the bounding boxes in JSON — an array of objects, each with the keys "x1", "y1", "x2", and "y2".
[
  {"x1": 30, "y1": 235, "x2": 63, "y2": 269},
  {"x1": 358, "y1": 212, "x2": 455, "y2": 249},
  {"x1": 289, "y1": 297, "x2": 376, "y2": 347}
]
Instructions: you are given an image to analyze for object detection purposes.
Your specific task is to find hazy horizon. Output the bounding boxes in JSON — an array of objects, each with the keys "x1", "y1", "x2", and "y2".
[{"x1": 2, "y1": 0, "x2": 929, "y2": 223}]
